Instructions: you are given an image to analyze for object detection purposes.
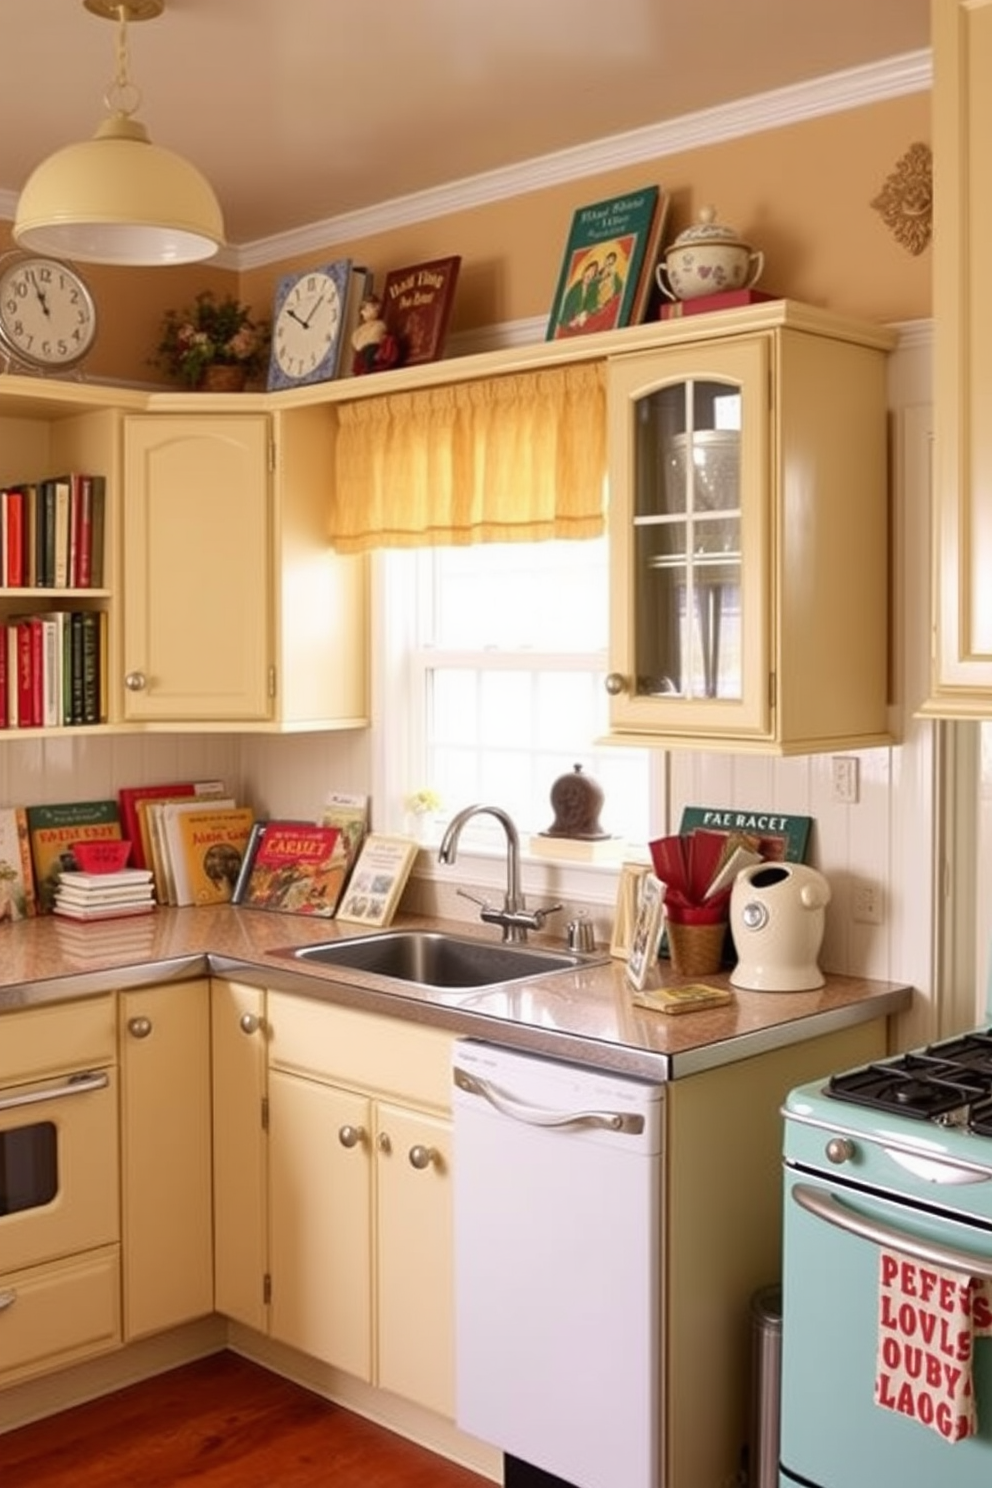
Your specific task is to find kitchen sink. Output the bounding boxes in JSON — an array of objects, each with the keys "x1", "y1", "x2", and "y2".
[{"x1": 290, "y1": 929, "x2": 590, "y2": 989}]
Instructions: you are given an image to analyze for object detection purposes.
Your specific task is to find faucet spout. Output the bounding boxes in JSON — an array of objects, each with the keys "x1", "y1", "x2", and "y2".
[{"x1": 437, "y1": 804, "x2": 531, "y2": 941}]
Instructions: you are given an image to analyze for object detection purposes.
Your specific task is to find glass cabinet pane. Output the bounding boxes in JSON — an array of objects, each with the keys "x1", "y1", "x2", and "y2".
[{"x1": 632, "y1": 378, "x2": 742, "y2": 700}]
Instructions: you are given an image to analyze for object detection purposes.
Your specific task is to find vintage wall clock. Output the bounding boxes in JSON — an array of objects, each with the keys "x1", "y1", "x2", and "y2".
[
  {"x1": 267, "y1": 261, "x2": 349, "y2": 391},
  {"x1": 0, "y1": 253, "x2": 98, "y2": 375}
]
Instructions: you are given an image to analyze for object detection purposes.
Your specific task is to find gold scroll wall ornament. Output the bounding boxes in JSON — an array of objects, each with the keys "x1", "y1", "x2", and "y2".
[{"x1": 870, "y1": 142, "x2": 932, "y2": 256}]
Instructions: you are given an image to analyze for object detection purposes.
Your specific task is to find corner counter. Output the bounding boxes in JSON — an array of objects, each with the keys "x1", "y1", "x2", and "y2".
[{"x1": 0, "y1": 904, "x2": 912, "y2": 1080}]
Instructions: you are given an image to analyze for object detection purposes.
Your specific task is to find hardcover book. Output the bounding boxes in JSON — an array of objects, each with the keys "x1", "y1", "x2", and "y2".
[
  {"x1": 0, "y1": 805, "x2": 36, "y2": 920},
  {"x1": 380, "y1": 256, "x2": 461, "y2": 366},
  {"x1": 26, "y1": 797, "x2": 123, "y2": 914},
  {"x1": 156, "y1": 797, "x2": 236, "y2": 906},
  {"x1": 657, "y1": 287, "x2": 778, "y2": 321},
  {"x1": 319, "y1": 791, "x2": 369, "y2": 883},
  {"x1": 546, "y1": 186, "x2": 668, "y2": 341},
  {"x1": 170, "y1": 805, "x2": 256, "y2": 907},
  {"x1": 336, "y1": 833, "x2": 418, "y2": 928},
  {"x1": 234, "y1": 820, "x2": 347, "y2": 917},
  {"x1": 118, "y1": 779, "x2": 227, "y2": 870},
  {"x1": 676, "y1": 806, "x2": 812, "y2": 864}
]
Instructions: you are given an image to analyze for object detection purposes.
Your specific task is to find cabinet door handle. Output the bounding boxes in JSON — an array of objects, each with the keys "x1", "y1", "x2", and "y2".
[
  {"x1": 124, "y1": 671, "x2": 147, "y2": 692},
  {"x1": 0, "y1": 1290, "x2": 16, "y2": 1313},
  {"x1": 408, "y1": 1144, "x2": 440, "y2": 1171},
  {"x1": 338, "y1": 1124, "x2": 366, "y2": 1149},
  {"x1": 127, "y1": 1016, "x2": 153, "y2": 1039},
  {"x1": 604, "y1": 672, "x2": 627, "y2": 696},
  {"x1": 239, "y1": 1012, "x2": 263, "y2": 1035}
]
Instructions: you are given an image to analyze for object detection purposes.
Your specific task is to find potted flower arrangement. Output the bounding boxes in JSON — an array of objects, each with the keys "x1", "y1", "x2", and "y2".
[{"x1": 152, "y1": 290, "x2": 270, "y2": 390}]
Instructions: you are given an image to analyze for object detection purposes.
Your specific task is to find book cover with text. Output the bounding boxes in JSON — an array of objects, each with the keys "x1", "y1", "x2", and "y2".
[{"x1": 26, "y1": 798, "x2": 122, "y2": 914}]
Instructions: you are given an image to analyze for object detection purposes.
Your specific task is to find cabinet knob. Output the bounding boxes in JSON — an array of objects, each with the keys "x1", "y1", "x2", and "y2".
[
  {"x1": 604, "y1": 672, "x2": 627, "y2": 697},
  {"x1": 239, "y1": 1012, "x2": 262, "y2": 1036},
  {"x1": 124, "y1": 671, "x2": 147, "y2": 692},
  {"x1": 377, "y1": 1131, "x2": 392, "y2": 1155},
  {"x1": 127, "y1": 1015, "x2": 153, "y2": 1039},
  {"x1": 338, "y1": 1124, "x2": 366, "y2": 1149},
  {"x1": 826, "y1": 1136, "x2": 856, "y2": 1164},
  {"x1": 408, "y1": 1144, "x2": 440, "y2": 1171}
]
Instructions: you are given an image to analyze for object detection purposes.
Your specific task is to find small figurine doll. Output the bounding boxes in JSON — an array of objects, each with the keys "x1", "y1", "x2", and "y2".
[{"x1": 351, "y1": 294, "x2": 401, "y2": 375}]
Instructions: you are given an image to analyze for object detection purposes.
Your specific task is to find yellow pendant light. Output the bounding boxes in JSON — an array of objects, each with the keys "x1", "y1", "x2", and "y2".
[{"x1": 14, "y1": 0, "x2": 224, "y2": 266}]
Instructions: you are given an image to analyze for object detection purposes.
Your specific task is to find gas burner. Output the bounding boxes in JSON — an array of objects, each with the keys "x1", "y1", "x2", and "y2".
[
  {"x1": 925, "y1": 1029, "x2": 992, "y2": 1078},
  {"x1": 826, "y1": 1053, "x2": 992, "y2": 1120}
]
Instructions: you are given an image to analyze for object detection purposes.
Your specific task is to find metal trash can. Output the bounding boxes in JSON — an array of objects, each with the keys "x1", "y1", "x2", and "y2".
[{"x1": 749, "y1": 1284, "x2": 782, "y2": 1488}]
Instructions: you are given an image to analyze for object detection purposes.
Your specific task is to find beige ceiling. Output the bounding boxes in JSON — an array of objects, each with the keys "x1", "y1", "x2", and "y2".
[{"x1": 3, "y1": 0, "x2": 930, "y2": 250}]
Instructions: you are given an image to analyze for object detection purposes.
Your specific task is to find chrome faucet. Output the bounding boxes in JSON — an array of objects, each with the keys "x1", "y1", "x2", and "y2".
[{"x1": 437, "y1": 804, "x2": 561, "y2": 944}]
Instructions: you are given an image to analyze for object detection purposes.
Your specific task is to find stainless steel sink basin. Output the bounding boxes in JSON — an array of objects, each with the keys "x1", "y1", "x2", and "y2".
[{"x1": 291, "y1": 929, "x2": 589, "y2": 989}]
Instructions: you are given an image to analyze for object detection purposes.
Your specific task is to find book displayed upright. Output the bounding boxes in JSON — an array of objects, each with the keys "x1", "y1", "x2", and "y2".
[
  {"x1": 233, "y1": 820, "x2": 348, "y2": 916},
  {"x1": 118, "y1": 779, "x2": 228, "y2": 870},
  {"x1": 26, "y1": 797, "x2": 123, "y2": 913},
  {"x1": 336, "y1": 833, "x2": 418, "y2": 928},
  {"x1": 379, "y1": 256, "x2": 461, "y2": 366},
  {"x1": 0, "y1": 805, "x2": 36, "y2": 920},
  {"x1": 169, "y1": 804, "x2": 256, "y2": 907},
  {"x1": 546, "y1": 186, "x2": 668, "y2": 340}
]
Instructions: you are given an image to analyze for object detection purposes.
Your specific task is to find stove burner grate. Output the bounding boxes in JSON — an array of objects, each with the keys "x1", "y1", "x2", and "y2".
[{"x1": 827, "y1": 1052, "x2": 992, "y2": 1120}]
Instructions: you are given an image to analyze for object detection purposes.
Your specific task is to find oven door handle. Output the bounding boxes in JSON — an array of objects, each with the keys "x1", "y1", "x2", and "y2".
[
  {"x1": 792, "y1": 1182, "x2": 992, "y2": 1279},
  {"x1": 0, "y1": 1070, "x2": 109, "y2": 1113}
]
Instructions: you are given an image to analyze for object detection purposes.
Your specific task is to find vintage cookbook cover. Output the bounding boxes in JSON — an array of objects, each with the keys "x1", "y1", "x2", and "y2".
[
  {"x1": 118, "y1": 779, "x2": 227, "y2": 869},
  {"x1": 379, "y1": 255, "x2": 461, "y2": 366},
  {"x1": 26, "y1": 797, "x2": 122, "y2": 913},
  {"x1": 171, "y1": 804, "x2": 256, "y2": 907},
  {"x1": 0, "y1": 805, "x2": 36, "y2": 920},
  {"x1": 235, "y1": 820, "x2": 347, "y2": 916},
  {"x1": 336, "y1": 833, "x2": 418, "y2": 928},
  {"x1": 546, "y1": 185, "x2": 667, "y2": 340}
]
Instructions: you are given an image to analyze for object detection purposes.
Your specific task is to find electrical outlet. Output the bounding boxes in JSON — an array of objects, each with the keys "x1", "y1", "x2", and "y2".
[
  {"x1": 852, "y1": 882, "x2": 883, "y2": 925},
  {"x1": 831, "y1": 756, "x2": 860, "y2": 805}
]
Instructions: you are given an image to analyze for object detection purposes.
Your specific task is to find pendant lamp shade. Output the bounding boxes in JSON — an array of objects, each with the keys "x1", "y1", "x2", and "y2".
[{"x1": 13, "y1": 2, "x2": 225, "y2": 266}]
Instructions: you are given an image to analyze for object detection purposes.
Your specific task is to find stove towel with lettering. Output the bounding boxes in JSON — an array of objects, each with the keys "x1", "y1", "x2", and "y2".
[{"x1": 876, "y1": 1247, "x2": 992, "y2": 1440}]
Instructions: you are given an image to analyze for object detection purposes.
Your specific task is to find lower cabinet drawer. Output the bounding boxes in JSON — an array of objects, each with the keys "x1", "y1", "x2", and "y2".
[{"x1": 0, "y1": 1245, "x2": 121, "y2": 1386}]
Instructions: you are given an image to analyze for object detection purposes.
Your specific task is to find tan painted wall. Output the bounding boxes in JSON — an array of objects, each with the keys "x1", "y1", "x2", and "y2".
[{"x1": 2, "y1": 91, "x2": 931, "y2": 385}]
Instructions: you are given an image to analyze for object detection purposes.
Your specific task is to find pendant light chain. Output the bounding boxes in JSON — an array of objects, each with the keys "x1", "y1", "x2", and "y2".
[{"x1": 105, "y1": 4, "x2": 143, "y2": 121}]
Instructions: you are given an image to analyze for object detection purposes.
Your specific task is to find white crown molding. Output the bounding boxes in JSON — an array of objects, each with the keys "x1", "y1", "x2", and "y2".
[{"x1": 0, "y1": 49, "x2": 931, "y2": 273}]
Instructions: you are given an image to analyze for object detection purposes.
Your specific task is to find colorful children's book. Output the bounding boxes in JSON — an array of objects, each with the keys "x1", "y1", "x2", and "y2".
[
  {"x1": 26, "y1": 798, "x2": 122, "y2": 914},
  {"x1": 170, "y1": 804, "x2": 256, "y2": 907},
  {"x1": 546, "y1": 186, "x2": 669, "y2": 340},
  {"x1": 0, "y1": 805, "x2": 36, "y2": 920},
  {"x1": 234, "y1": 820, "x2": 347, "y2": 917}
]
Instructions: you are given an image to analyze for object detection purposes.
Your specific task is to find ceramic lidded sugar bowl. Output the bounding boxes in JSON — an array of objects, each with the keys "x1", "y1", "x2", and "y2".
[{"x1": 657, "y1": 205, "x2": 764, "y2": 302}]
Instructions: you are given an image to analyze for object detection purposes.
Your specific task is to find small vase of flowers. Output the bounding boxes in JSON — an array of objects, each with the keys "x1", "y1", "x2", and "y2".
[{"x1": 152, "y1": 291, "x2": 270, "y2": 390}]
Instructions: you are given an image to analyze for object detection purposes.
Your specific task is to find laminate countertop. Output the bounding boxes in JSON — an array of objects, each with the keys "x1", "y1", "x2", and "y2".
[{"x1": 0, "y1": 904, "x2": 912, "y2": 1080}]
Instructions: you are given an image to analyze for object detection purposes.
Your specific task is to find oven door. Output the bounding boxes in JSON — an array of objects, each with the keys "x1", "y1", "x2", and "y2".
[
  {"x1": 0, "y1": 1067, "x2": 119, "y2": 1274},
  {"x1": 781, "y1": 1164, "x2": 992, "y2": 1488}
]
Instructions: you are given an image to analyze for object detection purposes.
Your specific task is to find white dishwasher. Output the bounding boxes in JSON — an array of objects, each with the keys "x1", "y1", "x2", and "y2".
[{"x1": 452, "y1": 1039, "x2": 664, "y2": 1488}]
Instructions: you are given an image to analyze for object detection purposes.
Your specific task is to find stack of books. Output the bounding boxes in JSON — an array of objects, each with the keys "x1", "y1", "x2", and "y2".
[{"x1": 54, "y1": 867, "x2": 156, "y2": 921}]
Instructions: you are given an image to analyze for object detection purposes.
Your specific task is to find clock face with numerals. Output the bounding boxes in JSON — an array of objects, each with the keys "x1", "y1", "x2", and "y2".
[
  {"x1": 267, "y1": 264, "x2": 346, "y2": 390},
  {"x1": 0, "y1": 254, "x2": 97, "y2": 372}
]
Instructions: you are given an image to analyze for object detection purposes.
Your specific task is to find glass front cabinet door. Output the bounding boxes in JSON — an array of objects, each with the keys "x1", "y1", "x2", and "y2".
[{"x1": 604, "y1": 310, "x2": 895, "y2": 753}]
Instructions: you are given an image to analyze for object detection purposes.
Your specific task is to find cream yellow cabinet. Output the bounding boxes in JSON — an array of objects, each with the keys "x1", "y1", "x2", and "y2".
[
  {"x1": 118, "y1": 979, "x2": 213, "y2": 1339},
  {"x1": 122, "y1": 406, "x2": 367, "y2": 729},
  {"x1": 924, "y1": 0, "x2": 992, "y2": 713},
  {"x1": 266, "y1": 991, "x2": 456, "y2": 1417},
  {"x1": 605, "y1": 305, "x2": 894, "y2": 752},
  {"x1": 211, "y1": 978, "x2": 268, "y2": 1331}
]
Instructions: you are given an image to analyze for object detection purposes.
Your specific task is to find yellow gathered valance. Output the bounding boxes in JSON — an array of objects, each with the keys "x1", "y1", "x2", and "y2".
[{"x1": 330, "y1": 361, "x2": 606, "y2": 551}]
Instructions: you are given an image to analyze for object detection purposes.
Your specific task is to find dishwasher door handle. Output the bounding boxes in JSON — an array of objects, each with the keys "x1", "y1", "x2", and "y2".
[{"x1": 453, "y1": 1067, "x2": 645, "y2": 1134}]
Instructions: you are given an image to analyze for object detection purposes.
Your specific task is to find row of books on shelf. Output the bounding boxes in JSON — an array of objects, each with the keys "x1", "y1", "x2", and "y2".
[
  {"x1": 0, "y1": 784, "x2": 417, "y2": 927},
  {"x1": 0, "y1": 610, "x2": 107, "y2": 729},
  {"x1": 1, "y1": 473, "x2": 106, "y2": 590}
]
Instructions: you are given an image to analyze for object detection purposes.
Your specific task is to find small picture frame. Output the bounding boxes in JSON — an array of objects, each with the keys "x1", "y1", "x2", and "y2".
[
  {"x1": 624, "y1": 874, "x2": 667, "y2": 992},
  {"x1": 610, "y1": 862, "x2": 654, "y2": 959}
]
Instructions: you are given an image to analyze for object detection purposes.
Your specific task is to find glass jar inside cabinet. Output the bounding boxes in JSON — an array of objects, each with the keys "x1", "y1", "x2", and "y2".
[
  {"x1": 606, "y1": 337, "x2": 772, "y2": 744},
  {"x1": 604, "y1": 312, "x2": 893, "y2": 754}
]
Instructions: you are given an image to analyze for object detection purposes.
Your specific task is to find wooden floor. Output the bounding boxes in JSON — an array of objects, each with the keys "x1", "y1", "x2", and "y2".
[{"x1": 1, "y1": 1351, "x2": 494, "y2": 1488}]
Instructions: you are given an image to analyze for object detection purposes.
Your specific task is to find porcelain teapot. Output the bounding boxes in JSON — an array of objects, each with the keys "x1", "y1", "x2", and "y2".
[{"x1": 657, "y1": 205, "x2": 764, "y2": 302}]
